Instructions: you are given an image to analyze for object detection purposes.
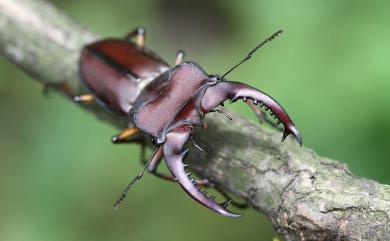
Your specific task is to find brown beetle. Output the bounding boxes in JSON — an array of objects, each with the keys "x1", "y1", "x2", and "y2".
[{"x1": 76, "y1": 27, "x2": 301, "y2": 217}]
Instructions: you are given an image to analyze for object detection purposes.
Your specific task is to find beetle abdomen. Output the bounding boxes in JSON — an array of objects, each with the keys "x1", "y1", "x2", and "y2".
[{"x1": 80, "y1": 39, "x2": 170, "y2": 114}]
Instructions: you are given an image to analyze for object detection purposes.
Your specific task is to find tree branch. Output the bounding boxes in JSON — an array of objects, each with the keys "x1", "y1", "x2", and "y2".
[{"x1": 1, "y1": 0, "x2": 389, "y2": 240}]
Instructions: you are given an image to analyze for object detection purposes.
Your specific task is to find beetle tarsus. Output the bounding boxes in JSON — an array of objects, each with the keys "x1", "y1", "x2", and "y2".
[
  {"x1": 112, "y1": 127, "x2": 140, "y2": 143},
  {"x1": 73, "y1": 94, "x2": 94, "y2": 103},
  {"x1": 211, "y1": 108, "x2": 233, "y2": 120}
]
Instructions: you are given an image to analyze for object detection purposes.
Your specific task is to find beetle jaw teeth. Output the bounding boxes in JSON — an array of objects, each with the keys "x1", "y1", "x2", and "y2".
[
  {"x1": 186, "y1": 170, "x2": 241, "y2": 217},
  {"x1": 229, "y1": 95, "x2": 302, "y2": 146}
]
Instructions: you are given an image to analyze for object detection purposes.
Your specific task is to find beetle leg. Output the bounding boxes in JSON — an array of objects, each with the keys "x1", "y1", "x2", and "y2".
[
  {"x1": 110, "y1": 128, "x2": 148, "y2": 169},
  {"x1": 111, "y1": 127, "x2": 140, "y2": 143},
  {"x1": 214, "y1": 186, "x2": 248, "y2": 209},
  {"x1": 163, "y1": 125, "x2": 241, "y2": 217},
  {"x1": 112, "y1": 127, "x2": 245, "y2": 209},
  {"x1": 209, "y1": 108, "x2": 232, "y2": 121},
  {"x1": 125, "y1": 27, "x2": 145, "y2": 48},
  {"x1": 146, "y1": 146, "x2": 173, "y2": 181},
  {"x1": 174, "y1": 50, "x2": 185, "y2": 66},
  {"x1": 113, "y1": 146, "x2": 161, "y2": 209},
  {"x1": 73, "y1": 94, "x2": 94, "y2": 103}
]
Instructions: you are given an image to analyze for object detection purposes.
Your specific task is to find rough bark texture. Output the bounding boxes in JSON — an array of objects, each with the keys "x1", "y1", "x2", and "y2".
[{"x1": 1, "y1": 0, "x2": 390, "y2": 240}]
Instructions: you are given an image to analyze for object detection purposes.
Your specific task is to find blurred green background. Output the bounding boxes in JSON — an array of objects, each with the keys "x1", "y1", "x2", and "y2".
[{"x1": 1, "y1": 0, "x2": 389, "y2": 240}]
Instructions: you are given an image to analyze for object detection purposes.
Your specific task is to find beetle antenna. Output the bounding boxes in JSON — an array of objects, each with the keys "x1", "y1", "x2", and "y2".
[
  {"x1": 219, "y1": 30, "x2": 283, "y2": 80},
  {"x1": 113, "y1": 146, "x2": 160, "y2": 209}
]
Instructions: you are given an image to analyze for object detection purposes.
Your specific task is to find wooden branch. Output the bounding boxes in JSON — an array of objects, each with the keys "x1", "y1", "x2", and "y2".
[{"x1": 1, "y1": 0, "x2": 390, "y2": 240}]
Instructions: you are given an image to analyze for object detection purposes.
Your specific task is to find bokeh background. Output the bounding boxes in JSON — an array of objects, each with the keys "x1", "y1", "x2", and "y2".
[{"x1": 1, "y1": 0, "x2": 389, "y2": 240}]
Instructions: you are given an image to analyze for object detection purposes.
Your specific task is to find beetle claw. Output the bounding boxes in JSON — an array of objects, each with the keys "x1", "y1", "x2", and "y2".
[
  {"x1": 201, "y1": 81, "x2": 302, "y2": 146},
  {"x1": 282, "y1": 124, "x2": 302, "y2": 146}
]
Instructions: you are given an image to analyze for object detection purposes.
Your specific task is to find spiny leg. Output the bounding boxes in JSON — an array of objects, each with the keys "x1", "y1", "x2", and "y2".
[
  {"x1": 113, "y1": 145, "x2": 161, "y2": 209},
  {"x1": 57, "y1": 78, "x2": 93, "y2": 102},
  {"x1": 209, "y1": 108, "x2": 232, "y2": 121},
  {"x1": 125, "y1": 27, "x2": 145, "y2": 48},
  {"x1": 73, "y1": 94, "x2": 94, "y2": 103},
  {"x1": 174, "y1": 50, "x2": 185, "y2": 66}
]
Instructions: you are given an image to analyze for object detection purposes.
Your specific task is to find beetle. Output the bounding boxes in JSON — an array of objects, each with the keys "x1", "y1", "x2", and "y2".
[{"x1": 75, "y1": 27, "x2": 302, "y2": 217}]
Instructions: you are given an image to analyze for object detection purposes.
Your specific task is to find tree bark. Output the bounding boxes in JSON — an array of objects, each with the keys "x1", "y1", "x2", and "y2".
[{"x1": 1, "y1": 0, "x2": 389, "y2": 240}]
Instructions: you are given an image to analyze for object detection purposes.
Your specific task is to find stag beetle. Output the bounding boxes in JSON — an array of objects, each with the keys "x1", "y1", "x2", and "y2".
[{"x1": 75, "y1": 27, "x2": 302, "y2": 217}]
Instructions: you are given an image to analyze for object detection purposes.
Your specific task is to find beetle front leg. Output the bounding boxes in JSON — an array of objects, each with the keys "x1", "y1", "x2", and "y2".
[
  {"x1": 125, "y1": 27, "x2": 145, "y2": 48},
  {"x1": 111, "y1": 127, "x2": 140, "y2": 143}
]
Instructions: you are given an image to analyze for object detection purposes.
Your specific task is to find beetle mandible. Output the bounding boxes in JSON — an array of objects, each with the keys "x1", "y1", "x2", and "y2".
[{"x1": 75, "y1": 27, "x2": 302, "y2": 217}]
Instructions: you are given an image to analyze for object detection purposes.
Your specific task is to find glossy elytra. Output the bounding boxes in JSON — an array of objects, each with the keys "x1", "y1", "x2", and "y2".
[{"x1": 76, "y1": 27, "x2": 302, "y2": 217}]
